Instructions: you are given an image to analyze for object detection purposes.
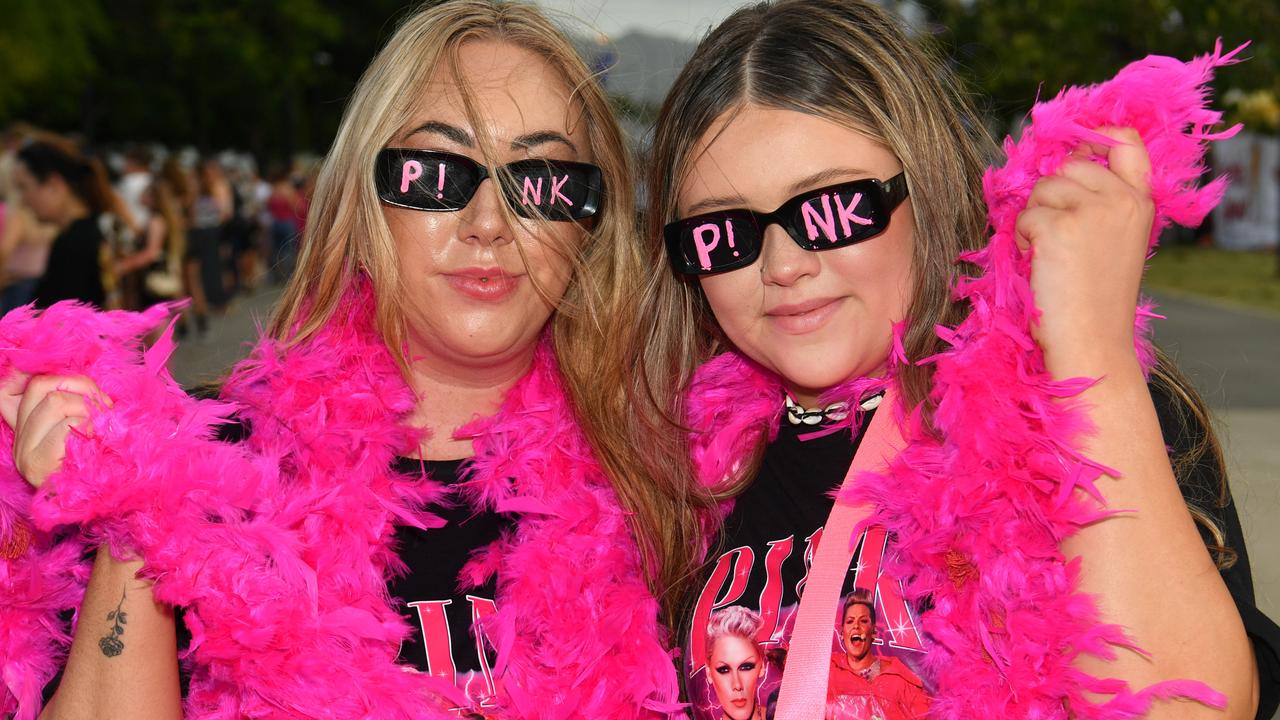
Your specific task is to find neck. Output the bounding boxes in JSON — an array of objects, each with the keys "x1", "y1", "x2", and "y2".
[
  {"x1": 845, "y1": 650, "x2": 875, "y2": 672},
  {"x1": 403, "y1": 343, "x2": 537, "y2": 461},
  {"x1": 786, "y1": 363, "x2": 891, "y2": 409},
  {"x1": 55, "y1": 197, "x2": 90, "y2": 230}
]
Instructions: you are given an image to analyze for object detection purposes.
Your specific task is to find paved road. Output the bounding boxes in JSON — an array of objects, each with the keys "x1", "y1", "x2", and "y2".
[
  {"x1": 1150, "y1": 290, "x2": 1280, "y2": 629},
  {"x1": 167, "y1": 284, "x2": 282, "y2": 389}
]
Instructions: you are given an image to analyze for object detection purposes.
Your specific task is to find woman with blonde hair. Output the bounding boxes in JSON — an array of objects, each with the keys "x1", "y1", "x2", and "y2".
[
  {"x1": 0, "y1": 2, "x2": 695, "y2": 718},
  {"x1": 704, "y1": 606, "x2": 769, "y2": 720},
  {"x1": 630, "y1": 0, "x2": 1278, "y2": 718},
  {"x1": 114, "y1": 178, "x2": 186, "y2": 308}
]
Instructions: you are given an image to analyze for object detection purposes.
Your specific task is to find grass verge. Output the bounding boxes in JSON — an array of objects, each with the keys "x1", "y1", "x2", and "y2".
[{"x1": 1144, "y1": 245, "x2": 1280, "y2": 315}]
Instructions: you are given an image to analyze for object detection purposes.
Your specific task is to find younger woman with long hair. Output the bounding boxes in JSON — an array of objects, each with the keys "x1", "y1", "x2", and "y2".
[{"x1": 629, "y1": 1, "x2": 1279, "y2": 718}]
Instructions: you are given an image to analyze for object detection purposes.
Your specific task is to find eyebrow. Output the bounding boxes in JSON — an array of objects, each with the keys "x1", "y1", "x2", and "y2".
[
  {"x1": 405, "y1": 122, "x2": 577, "y2": 153},
  {"x1": 511, "y1": 130, "x2": 577, "y2": 153},
  {"x1": 784, "y1": 167, "x2": 873, "y2": 195},
  {"x1": 683, "y1": 167, "x2": 875, "y2": 216},
  {"x1": 407, "y1": 121, "x2": 474, "y2": 147}
]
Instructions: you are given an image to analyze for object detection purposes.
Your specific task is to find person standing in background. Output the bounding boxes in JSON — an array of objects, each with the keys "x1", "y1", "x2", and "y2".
[
  {"x1": 11, "y1": 135, "x2": 115, "y2": 309},
  {"x1": 115, "y1": 145, "x2": 152, "y2": 236},
  {"x1": 114, "y1": 177, "x2": 186, "y2": 309},
  {"x1": 0, "y1": 126, "x2": 55, "y2": 313},
  {"x1": 184, "y1": 157, "x2": 232, "y2": 333},
  {"x1": 265, "y1": 164, "x2": 302, "y2": 284}
]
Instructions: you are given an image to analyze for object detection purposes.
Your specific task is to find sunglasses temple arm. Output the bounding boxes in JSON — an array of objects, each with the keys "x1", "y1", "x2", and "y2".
[{"x1": 885, "y1": 173, "x2": 910, "y2": 206}]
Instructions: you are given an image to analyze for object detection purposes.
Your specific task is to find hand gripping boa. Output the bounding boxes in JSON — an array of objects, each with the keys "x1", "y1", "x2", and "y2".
[
  {"x1": 684, "y1": 45, "x2": 1243, "y2": 719},
  {"x1": 0, "y1": 286, "x2": 679, "y2": 719}
]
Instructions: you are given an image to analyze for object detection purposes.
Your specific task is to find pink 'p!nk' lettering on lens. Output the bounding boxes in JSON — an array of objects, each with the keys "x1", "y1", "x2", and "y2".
[
  {"x1": 435, "y1": 163, "x2": 446, "y2": 199},
  {"x1": 692, "y1": 222, "x2": 721, "y2": 270},
  {"x1": 521, "y1": 176, "x2": 544, "y2": 206},
  {"x1": 801, "y1": 193, "x2": 838, "y2": 243},
  {"x1": 400, "y1": 160, "x2": 424, "y2": 194},
  {"x1": 550, "y1": 175, "x2": 574, "y2": 207},
  {"x1": 522, "y1": 175, "x2": 575, "y2": 208},
  {"x1": 834, "y1": 192, "x2": 872, "y2": 235}
]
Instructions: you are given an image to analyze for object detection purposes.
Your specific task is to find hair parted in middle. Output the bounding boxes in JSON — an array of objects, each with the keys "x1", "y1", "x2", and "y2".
[
  {"x1": 265, "y1": 0, "x2": 713, "y2": 627},
  {"x1": 626, "y1": 0, "x2": 992, "y2": 504}
]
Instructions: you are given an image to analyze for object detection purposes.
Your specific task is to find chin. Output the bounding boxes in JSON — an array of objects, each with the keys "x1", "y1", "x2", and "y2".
[
  {"x1": 451, "y1": 331, "x2": 540, "y2": 361},
  {"x1": 773, "y1": 357, "x2": 865, "y2": 397}
]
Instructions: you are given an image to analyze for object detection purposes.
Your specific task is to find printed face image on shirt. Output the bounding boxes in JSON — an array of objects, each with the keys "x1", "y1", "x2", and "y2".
[
  {"x1": 683, "y1": 527, "x2": 933, "y2": 720},
  {"x1": 708, "y1": 634, "x2": 766, "y2": 720},
  {"x1": 842, "y1": 603, "x2": 875, "y2": 662},
  {"x1": 826, "y1": 595, "x2": 930, "y2": 720}
]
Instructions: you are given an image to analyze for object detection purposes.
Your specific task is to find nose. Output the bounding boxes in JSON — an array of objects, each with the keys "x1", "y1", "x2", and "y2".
[
  {"x1": 730, "y1": 670, "x2": 743, "y2": 692},
  {"x1": 758, "y1": 223, "x2": 818, "y2": 287},
  {"x1": 456, "y1": 177, "x2": 514, "y2": 247}
]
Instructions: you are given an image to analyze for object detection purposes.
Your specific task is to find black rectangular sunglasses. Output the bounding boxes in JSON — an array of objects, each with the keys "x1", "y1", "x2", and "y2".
[
  {"x1": 375, "y1": 147, "x2": 604, "y2": 221},
  {"x1": 664, "y1": 172, "x2": 909, "y2": 275}
]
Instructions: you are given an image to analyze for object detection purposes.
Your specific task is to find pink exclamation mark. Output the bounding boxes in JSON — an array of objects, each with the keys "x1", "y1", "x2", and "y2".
[
  {"x1": 726, "y1": 220, "x2": 738, "y2": 257},
  {"x1": 436, "y1": 163, "x2": 446, "y2": 199}
]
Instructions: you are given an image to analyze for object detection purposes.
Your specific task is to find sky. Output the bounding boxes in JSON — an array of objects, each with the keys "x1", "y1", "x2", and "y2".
[
  {"x1": 531, "y1": 0, "x2": 928, "y2": 43},
  {"x1": 531, "y1": 0, "x2": 745, "y2": 42}
]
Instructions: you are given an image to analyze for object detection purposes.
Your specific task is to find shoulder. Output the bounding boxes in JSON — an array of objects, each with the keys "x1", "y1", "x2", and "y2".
[{"x1": 878, "y1": 656, "x2": 925, "y2": 689}]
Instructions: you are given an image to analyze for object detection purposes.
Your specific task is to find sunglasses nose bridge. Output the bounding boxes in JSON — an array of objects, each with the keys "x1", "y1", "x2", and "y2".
[
  {"x1": 758, "y1": 220, "x2": 819, "y2": 286},
  {"x1": 457, "y1": 175, "x2": 516, "y2": 247},
  {"x1": 756, "y1": 209, "x2": 808, "y2": 250}
]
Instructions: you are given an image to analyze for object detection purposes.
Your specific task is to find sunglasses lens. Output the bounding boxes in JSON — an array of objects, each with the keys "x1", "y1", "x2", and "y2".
[
  {"x1": 502, "y1": 161, "x2": 602, "y2": 220},
  {"x1": 375, "y1": 149, "x2": 480, "y2": 210},
  {"x1": 666, "y1": 212, "x2": 761, "y2": 274},
  {"x1": 786, "y1": 183, "x2": 889, "y2": 248}
]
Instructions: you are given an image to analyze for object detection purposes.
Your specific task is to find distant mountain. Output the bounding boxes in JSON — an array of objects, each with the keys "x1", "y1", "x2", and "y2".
[{"x1": 573, "y1": 29, "x2": 698, "y2": 106}]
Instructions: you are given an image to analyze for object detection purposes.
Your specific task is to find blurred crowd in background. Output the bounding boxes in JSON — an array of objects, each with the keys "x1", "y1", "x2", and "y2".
[{"x1": 0, "y1": 124, "x2": 316, "y2": 339}]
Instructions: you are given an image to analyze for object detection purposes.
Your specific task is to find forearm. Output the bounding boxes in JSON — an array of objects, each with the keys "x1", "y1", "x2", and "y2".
[
  {"x1": 1060, "y1": 352, "x2": 1257, "y2": 719},
  {"x1": 41, "y1": 546, "x2": 181, "y2": 720}
]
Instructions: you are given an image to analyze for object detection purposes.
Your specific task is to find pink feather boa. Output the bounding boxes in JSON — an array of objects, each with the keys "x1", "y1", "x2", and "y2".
[
  {"x1": 684, "y1": 44, "x2": 1243, "y2": 718},
  {"x1": 0, "y1": 286, "x2": 679, "y2": 719}
]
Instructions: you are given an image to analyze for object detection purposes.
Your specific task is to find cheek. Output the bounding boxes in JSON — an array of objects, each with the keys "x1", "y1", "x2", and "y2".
[
  {"x1": 521, "y1": 223, "x2": 580, "y2": 297},
  {"x1": 385, "y1": 209, "x2": 454, "y2": 273},
  {"x1": 699, "y1": 269, "x2": 758, "y2": 332}
]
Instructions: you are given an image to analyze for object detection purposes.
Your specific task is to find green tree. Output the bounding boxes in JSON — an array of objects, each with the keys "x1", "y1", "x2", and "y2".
[
  {"x1": 917, "y1": 0, "x2": 1280, "y2": 120},
  {"x1": 0, "y1": 1, "x2": 107, "y2": 121}
]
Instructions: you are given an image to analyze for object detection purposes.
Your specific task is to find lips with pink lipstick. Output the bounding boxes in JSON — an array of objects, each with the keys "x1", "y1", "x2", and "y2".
[
  {"x1": 765, "y1": 296, "x2": 844, "y2": 334},
  {"x1": 444, "y1": 266, "x2": 521, "y2": 301}
]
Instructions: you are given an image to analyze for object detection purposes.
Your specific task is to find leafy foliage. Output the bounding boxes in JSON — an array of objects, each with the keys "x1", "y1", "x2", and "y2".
[
  {"x1": 916, "y1": 0, "x2": 1279, "y2": 122},
  {"x1": 0, "y1": 0, "x2": 419, "y2": 160}
]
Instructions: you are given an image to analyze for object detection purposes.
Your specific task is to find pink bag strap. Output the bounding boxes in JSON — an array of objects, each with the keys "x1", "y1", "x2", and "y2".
[{"x1": 773, "y1": 387, "x2": 903, "y2": 720}]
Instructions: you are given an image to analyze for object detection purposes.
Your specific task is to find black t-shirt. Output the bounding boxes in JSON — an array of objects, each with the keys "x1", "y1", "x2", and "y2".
[
  {"x1": 682, "y1": 389, "x2": 1280, "y2": 720},
  {"x1": 387, "y1": 456, "x2": 509, "y2": 707},
  {"x1": 33, "y1": 216, "x2": 105, "y2": 309}
]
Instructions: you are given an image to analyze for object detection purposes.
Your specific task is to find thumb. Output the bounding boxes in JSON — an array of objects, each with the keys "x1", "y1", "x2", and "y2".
[{"x1": 0, "y1": 370, "x2": 31, "y2": 431}]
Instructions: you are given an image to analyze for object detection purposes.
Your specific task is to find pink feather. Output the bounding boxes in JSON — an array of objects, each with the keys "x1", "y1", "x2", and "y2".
[{"x1": 0, "y1": 281, "x2": 678, "y2": 718}]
